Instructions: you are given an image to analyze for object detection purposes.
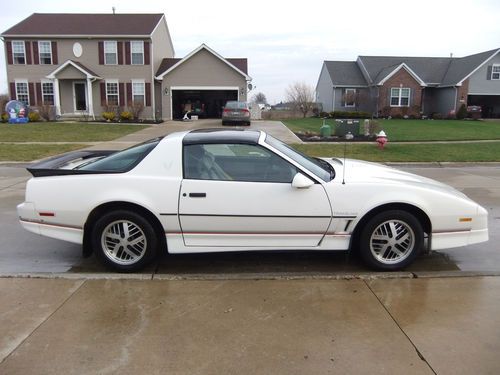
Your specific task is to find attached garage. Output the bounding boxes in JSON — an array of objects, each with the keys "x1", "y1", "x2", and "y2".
[
  {"x1": 468, "y1": 95, "x2": 500, "y2": 118},
  {"x1": 171, "y1": 87, "x2": 238, "y2": 119},
  {"x1": 155, "y1": 44, "x2": 251, "y2": 120}
]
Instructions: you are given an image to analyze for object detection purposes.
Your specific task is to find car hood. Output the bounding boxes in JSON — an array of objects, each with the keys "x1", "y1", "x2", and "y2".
[{"x1": 329, "y1": 158, "x2": 466, "y2": 197}]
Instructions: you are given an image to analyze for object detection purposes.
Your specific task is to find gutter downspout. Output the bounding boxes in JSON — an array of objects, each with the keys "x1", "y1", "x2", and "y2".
[
  {"x1": 453, "y1": 86, "x2": 458, "y2": 112},
  {"x1": 332, "y1": 86, "x2": 336, "y2": 112},
  {"x1": 150, "y1": 37, "x2": 156, "y2": 121}
]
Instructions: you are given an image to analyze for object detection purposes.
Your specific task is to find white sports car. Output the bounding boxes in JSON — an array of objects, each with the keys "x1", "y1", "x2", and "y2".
[{"x1": 17, "y1": 129, "x2": 488, "y2": 272}]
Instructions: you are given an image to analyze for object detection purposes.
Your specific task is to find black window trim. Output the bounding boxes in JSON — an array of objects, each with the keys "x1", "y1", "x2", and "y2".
[{"x1": 182, "y1": 142, "x2": 315, "y2": 184}]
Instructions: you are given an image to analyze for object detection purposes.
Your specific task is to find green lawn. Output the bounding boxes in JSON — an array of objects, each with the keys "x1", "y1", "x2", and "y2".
[
  {"x1": 293, "y1": 142, "x2": 500, "y2": 162},
  {"x1": 0, "y1": 144, "x2": 89, "y2": 161},
  {"x1": 0, "y1": 122, "x2": 150, "y2": 142},
  {"x1": 283, "y1": 118, "x2": 500, "y2": 141}
]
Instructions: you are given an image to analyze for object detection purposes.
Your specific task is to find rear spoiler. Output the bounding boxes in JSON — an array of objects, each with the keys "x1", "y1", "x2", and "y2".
[{"x1": 27, "y1": 150, "x2": 115, "y2": 177}]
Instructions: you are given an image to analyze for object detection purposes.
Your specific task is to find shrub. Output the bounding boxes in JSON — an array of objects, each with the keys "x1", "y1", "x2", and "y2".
[
  {"x1": 329, "y1": 111, "x2": 371, "y2": 119},
  {"x1": 1, "y1": 112, "x2": 8, "y2": 123},
  {"x1": 28, "y1": 111, "x2": 41, "y2": 122},
  {"x1": 367, "y1": 120, "x2": 380, "y2": 136},
  {"x1": 120, "y1": 111, "x2": 133, "y2": 120},
  {"x1": 432, "y1": 112, "x2": 443, "y2": 120},
  {"x1": 0, "y1": 94, "x2": 9, "y2": 113},
  {"x1": 319, "y1": 111, "x2": 329, "y2": 118},
  {"x1": 392, "y1": 113, "x2": 403, "y2": 119},
  {"x1": 381, "y1": 106, "x2": 391, "y2": 117},
  {"x1": 102, "y1": 111, "x2": 116, "y2": 121},
  {"x1": 128, "y1": 101, "x2": 144, "y2": 120},
  {"x1": 38, "y1": 103, "x2": 55, "y2": 121},
  {"x1": 456, "y1": 104, "x2": 467, "y2": 120}
]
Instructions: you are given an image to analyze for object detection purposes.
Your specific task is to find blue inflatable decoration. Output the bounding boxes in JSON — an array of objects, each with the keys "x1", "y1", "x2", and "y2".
[{"x1": 5, "y1": 100, "x2": 29, "y2": 124}]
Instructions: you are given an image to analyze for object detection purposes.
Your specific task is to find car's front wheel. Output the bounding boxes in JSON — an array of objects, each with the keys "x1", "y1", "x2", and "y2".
[
  {"x1": 91, "y1": 210, "x2": 158, "y2": 272},
  {"x1": 359, "y1": 210, "x2": 423, "y2": 271}
]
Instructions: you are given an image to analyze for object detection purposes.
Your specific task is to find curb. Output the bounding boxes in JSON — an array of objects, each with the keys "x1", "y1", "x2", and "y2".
[{"x1": 1, "y1": 271, "x2": 498, "y2": 281}]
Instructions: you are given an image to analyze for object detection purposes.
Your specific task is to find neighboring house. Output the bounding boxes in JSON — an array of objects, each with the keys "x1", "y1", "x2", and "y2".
[
  {"x1": 1, "y1": 13, "x2": 252, "y2": 121},
  {"x1": 155, "y1": 44, "x2": 251, "y2": 120},
  {"x1": 316, "y1": 48, "x2": 500, "y2": 118}
]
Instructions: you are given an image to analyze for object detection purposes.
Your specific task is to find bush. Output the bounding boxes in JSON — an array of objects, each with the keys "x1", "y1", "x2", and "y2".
[
  {"x1": 28, "y1": 112, "x2": 41, "y2": 122},
  {"x1": 102, "y1": 111, "x2": 116, "y2": 121},
  {"x1": 328, "y1": 111, "x2": 371, "y2": 119},
  {"x1": 432, "y1": 113, "x2": 443, "y2": 120},
  {"x1": 120, "y1": 111, "x2": 133, "y2": 120},
  {"x1": 0, "y1": 94, "x2": 9, "y2": 113},
  {"x1": 367, "y1": 119, "x2": 380, "y2": 136},
  {"x1": 319, "y1": 111, "x2": 329, "y2": 118},
  {"x1": 1, "y1": 112, "x2": 8, "y2": 123},
  {"x1": 128, "y1": 101, "x2": 144, "y2": 120},
  {"x1": 38, "y1": 103, "x2": 55, "y2": 121},
  {"x1": 456, "y1": 104, "x2": 467, "y2": 120}
]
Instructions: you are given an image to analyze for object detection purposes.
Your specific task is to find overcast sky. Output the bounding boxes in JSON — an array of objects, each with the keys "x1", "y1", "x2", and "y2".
[{"x1": 1, "y1": 0, "x2": 499, "y2": 103}]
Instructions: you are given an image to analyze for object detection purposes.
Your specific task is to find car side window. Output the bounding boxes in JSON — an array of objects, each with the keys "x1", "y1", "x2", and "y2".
[{"x1": 184, "y1": 143, "x2": 297, "y2": 183}]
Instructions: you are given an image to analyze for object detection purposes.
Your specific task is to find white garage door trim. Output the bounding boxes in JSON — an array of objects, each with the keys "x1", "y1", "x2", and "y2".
[{"x1": 169, "y1": 86, "x2": 240, "y2": 120}]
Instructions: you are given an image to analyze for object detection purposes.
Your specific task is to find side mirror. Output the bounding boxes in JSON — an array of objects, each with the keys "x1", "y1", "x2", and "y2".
[{"x1": 292, "y1": 173, "x2": 314, "y2": 189}]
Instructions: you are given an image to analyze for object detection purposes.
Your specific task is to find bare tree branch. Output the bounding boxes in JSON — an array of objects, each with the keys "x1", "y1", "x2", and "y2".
[{"x1": 285, "y1": 82, "x2": 315, "y2": 118}]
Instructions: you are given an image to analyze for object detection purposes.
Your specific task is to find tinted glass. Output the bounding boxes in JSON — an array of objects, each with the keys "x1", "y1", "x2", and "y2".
[
  {"x1": 225, "y1": 101, "x2": 247, "y2": 109},
  {"x1": 184, "y1": 143, "x2": 297, "y2": 183},
  {"x1": 264, "y1": 135, "x2": 331, "y2": 182},
  {"x1": 78, "y1": 139, "x2": 160, "y2": 172}
]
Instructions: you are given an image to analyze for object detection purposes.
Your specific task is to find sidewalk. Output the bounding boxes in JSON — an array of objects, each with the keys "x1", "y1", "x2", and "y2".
[{"x1": 0, "y1": 276, "x2": 498, "y2": 374}]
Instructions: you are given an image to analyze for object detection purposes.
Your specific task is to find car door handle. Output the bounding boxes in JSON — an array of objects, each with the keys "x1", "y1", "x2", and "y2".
[{"x1": 189, "y1": 192, "x2": 206, "y2": 198}]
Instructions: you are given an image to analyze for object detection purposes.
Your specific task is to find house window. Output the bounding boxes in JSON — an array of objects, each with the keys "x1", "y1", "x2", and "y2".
[
  {"x1": 104, "y1": 41, "x2": 117, "y2": 65},
  {"x1": 12, "y1": 41, "x2": 26, "y2": 64},
  {"x1": 344, "y1": 88, "x2": 356, "y2": 107},
  {"x1": 131, "y1": 41, "x2": 144, "y2": 65},
  {"x1": 131, "y1": 80, "x2": 145, "y2": 104},
  {"x1": 492, "y1": 65, "x2": 500, "y2": 80},
  {"x1": 106, "y1": 81, "x2": 119, "y2": 105},
  {"x1": 15, "y1": 81, "x2": 29, "y2": 105},
  {"x1": 41, "y1": 81, "x2": 54, "y2": 105},
  {"x1": 390, "y1": 87, "x2": 410, "y2": 107},
  {"x1": 38, "y1": 41, "x2": 52, "y2": 64}
]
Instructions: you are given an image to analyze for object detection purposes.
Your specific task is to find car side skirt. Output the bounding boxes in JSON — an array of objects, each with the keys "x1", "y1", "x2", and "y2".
[{"x1": 165, "y1": 233, "x2": 351, "y2": 253}]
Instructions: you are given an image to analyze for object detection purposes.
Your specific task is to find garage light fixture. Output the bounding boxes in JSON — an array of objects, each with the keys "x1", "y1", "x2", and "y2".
[{"x1": 164, "y1": 87, "x2": 169, "y2": 95}]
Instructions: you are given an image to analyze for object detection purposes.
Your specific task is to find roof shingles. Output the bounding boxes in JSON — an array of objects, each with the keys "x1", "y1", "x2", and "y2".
[{"x1": 2, "y1": 13, "x2": 163, "y2": 36}]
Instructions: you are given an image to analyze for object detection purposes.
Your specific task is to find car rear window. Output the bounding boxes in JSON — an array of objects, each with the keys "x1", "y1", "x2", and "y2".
[
  {"x1": 225, "y1": 101, "x2": 247, "y2": 109},
  {"x1": 77, "y1": 138, "x2": 160, "y2": 172}
]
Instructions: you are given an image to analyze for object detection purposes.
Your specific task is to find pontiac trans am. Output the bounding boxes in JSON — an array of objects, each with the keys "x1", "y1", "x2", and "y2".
[{"x1": 17, "y1": 129, "x2": 489, "y2": 272}]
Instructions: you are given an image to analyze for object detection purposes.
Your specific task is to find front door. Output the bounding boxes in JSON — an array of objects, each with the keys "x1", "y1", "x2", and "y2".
[
  {"x1": 73, "y1": 82, "x2": 87, "y2": 111},
  {"x1": 179, "y1": 143, "x2": 332, "y2": 247}
]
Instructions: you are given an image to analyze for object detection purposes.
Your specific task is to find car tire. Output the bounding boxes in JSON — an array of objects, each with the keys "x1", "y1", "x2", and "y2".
[
  {"x1": 358, "y1": 210, "x2": 423, "y2": 271},
  {"x1": 91, "y1": 210, "x2": 159, "y2": 272}
]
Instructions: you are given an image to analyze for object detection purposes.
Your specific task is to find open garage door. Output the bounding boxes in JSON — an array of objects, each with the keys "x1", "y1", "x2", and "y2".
[
  {"x1": 468, "y1": 95, "x2": 500, "y2": 118},
  {"x1": 172, "y1": 88, "x2": 238, "y2": 119}
]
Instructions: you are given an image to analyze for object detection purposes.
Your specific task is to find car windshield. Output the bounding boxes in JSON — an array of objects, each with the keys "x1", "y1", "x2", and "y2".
[
  {"x1": 77, "y1": 138, "x2": 161, "y2": 172},
  {"x1": 225, "y1": 101, "x2": 247, "y2": 109},
  {"x1": 265, "y1": 134, "x2": 333, "y2": 182}
]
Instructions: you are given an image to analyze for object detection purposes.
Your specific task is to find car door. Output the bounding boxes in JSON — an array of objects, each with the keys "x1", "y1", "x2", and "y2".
[{"x1": 179, "y1": 143, "x2": 332, "y2": 248}]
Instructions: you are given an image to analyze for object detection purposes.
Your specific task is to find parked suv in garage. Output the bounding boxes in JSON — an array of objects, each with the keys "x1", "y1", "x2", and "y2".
[{"x1": 222, "y1": 101, "x2": 251, "y2": 126}]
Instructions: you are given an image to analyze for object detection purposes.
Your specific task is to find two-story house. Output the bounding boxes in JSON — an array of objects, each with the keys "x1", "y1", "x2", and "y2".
[
  {"x1": 316, "y1": 48, "x2": 500, "y2": 118},
  {"x1": 2, "y1": 13, "x2": 252, "y2": 121}
]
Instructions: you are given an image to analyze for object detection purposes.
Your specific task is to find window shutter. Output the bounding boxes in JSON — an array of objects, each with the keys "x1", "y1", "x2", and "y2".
[
  {"x1": 98, "y1": 42, "x2": 104, "y2": 65},
  {"x1": 486, "y1": 66, "x2": 492, "y2": 80},
  {"x1": 10, "y1": 82, "x2": 16, "y2": 100},
  {"x1": 126, "y1": 82, "x2": 132, "y2": 105},
  {"x1": 125, "y1": 42, "x2": 131, "y2": 65},
  {"x1": 36, "y1": 82, "x2": 42, "y2": 105},
  {"x1": 33, "y1": 42, "x2": 39, "y2": 64},
  {"x1": 6, "y1": 41, "x2": 13, "y2": 64},
  {"x1": 145, "y1": 82, "x2": 151, "y2": 106},
  {"x1": 117, "y1": 42, "x2": 124, "y2": 65},
  {"x1": 25, "y1": 41, "x2": 32, "y2": 64},
  {"x1": 51, "y1": 42, "x2": 58, "y2": 64},
  {"x1": 100, "y1": 82, "x2": 106, "y2": 106},
  {"x1": 119, "y1": 83, "x2": 125, "y2": 106},
  {"x1": 28, "y1": 83, "x2": 35, "y2": 106},
  {"x1": 144, "y1": 41, "x2": 150, "y2": 65}
]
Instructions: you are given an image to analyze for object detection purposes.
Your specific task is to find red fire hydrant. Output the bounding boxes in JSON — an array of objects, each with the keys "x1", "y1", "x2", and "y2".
[{"x1": 376, "y1": 130, "x2": 388, "y2": 149}]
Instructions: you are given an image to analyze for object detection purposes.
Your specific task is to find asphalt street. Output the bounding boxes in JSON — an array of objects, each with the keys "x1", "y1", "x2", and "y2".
[{"x1": 0, "y1": 164, "x2": 498, "y2": 277}]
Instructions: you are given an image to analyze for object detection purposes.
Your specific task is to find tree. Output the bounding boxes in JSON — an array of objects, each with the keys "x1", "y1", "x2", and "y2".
[
  {"x1": 251, "y1": 92, "x2": 267, "y2": 104},
  {"x1": 285, "y1": 82, "x2": 315, "y2": 118}
]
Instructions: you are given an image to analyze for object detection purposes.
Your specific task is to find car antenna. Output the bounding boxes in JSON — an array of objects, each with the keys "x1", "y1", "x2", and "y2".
[{"x1": 342, "y1": 141, "x2": 347, "y2": 185}]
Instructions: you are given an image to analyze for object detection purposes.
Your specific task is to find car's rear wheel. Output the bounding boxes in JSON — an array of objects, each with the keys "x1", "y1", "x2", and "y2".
[
  {"x1": 359, "y1": 210, "x2": 423, "y2": 270},
  {"x1": 91, "y1": 210, "x2": 158, "y2": 272}
]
